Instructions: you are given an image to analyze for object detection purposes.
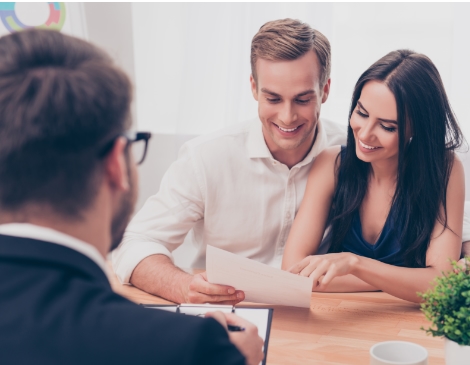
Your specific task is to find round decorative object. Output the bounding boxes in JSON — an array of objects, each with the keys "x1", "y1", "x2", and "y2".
[
  {"x1": 445, "y1": 338, "x2": 470, "y2": 365},
  {"x1": 0, "y1": 2, "x2": 66, "y2": 33}
]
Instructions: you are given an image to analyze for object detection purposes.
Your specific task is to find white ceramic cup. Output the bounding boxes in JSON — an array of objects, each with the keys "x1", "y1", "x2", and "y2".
[{"x1": 370, "y1": 341, "x2": 428, "y2": 365}]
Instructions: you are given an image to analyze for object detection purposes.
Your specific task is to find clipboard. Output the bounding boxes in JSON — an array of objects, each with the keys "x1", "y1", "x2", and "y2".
[{"x1": 142, "y1": 303, "x2": 273, "y2": 365}]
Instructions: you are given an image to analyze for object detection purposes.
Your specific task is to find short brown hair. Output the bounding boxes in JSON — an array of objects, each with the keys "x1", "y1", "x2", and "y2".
[
  {"x1": 0, "y1": 29, "x2": 132, "y2": 218},
  {"x1": 250, "y1": 18, "x2": 331, "y2": 87}
]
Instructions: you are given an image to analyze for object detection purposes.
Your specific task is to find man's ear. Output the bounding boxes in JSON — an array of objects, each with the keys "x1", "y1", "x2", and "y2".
[
  {"x1": 321, "y1": 78, "x2": 331, "y2": 104},
  {"x1": 104, "y1": 137, "x2": 130, "y2": 192},
  {"x1": 250, "y1": 74, "x2": 259, "y2": 101}
]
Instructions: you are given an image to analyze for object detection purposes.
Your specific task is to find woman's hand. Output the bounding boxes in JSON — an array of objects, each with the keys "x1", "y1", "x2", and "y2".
[
  {"x1": 457, "y1": 257, "x2": 469, "y2": 272},
  {"x1": 288, "y1": 253, "x2": 360, "y2": 290}
]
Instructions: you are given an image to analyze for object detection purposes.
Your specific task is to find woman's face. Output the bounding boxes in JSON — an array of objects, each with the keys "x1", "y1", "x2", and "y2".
[{"x1": 350, "y1": 80, "x2": 399, "y2": 165}]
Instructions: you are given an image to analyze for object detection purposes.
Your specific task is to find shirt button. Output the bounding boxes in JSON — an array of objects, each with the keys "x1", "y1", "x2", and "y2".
[
  {"x1": 286, "y1": 212, "x2": 291, "y2": 219},
  {"x1": 272, "y1": 161, "x2": 277, "y2": 165}
]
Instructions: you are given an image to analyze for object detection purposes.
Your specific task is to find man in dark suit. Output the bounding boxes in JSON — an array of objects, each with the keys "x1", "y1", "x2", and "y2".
[{"x1": 0, "y1": 29, "x2": 263, "y2": 365}]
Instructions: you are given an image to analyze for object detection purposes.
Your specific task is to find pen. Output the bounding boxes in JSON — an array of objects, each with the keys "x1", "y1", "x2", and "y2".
[{"x1": 228, "y1": 324, "x2": 245, "y2": 332}]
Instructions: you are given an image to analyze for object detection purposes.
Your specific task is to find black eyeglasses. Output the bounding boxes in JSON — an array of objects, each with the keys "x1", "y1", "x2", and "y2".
[
  {"x1": 124, "y1": 131, "x2": 152, "y2": 165},
  {"x1": 99, "y1": 131, "x2": 152, "y2": 165}
]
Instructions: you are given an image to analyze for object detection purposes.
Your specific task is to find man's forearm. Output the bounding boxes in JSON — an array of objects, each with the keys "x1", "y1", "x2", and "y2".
[{"x1": 130, "y1": 254, "x2": 192, "y2": 303}]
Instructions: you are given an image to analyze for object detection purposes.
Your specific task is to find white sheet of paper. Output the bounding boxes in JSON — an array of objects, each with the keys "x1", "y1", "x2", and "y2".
[
  {"x1": 179, "y1": 305, "x2": 270, "y2": 342},
  {"x1": 234, "y1": 308, "x2": 270, "y2": 342},
  {"x1": 206, "y1": 245, "x2": 313, "y2": 308}
]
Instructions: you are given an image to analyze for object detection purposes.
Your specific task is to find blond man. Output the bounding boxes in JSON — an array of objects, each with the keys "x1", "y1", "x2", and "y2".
[{"x1": 112, "y1": 19, "x2": 344, "y2": 303}]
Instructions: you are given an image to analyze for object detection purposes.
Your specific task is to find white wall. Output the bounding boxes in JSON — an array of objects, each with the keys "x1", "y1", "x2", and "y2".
[{"x1": 83, "y1": 3, "x2": 137, "y2": 120}]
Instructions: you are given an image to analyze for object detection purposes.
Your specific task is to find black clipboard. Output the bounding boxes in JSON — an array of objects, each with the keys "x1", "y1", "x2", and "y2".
[{"x1": 142, "y1": 304, "x2": 273, "y2": 365}]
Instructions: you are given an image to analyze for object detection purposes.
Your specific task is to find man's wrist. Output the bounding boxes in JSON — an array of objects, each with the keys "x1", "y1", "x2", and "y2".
[{"x1": 180, "y1": 274, "x2": 193, "y2": 303}]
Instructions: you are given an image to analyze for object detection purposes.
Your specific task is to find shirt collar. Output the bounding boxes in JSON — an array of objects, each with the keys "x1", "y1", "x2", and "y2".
[
  {"x1": 246, "y1": 118, "x2": 328, "y2": 167},
  {"x1": 297, "y1": 118, "x2": 328, "y2": 167},
  {"x1": 0, "y1": 223, "x2": 109, "y2": 276},
  {"x1": 246, "y1": 121, "x2": 273, "y2": 159}
]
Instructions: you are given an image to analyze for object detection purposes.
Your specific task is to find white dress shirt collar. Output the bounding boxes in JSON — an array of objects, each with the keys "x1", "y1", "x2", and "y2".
[
  {"x1": 246, "y1": 122, "x2": 272, "y2": 159},
  {"x1": 246, "y1": 118, "x2": 328, "y2": 167},
  {"x1": 0, "y1": 223, "x2": 108, "y2": 275}
]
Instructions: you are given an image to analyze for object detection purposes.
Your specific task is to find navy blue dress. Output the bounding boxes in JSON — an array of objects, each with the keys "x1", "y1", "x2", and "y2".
[{"x1": 318, "y1": 146, "x2": 405, "y2": 267}]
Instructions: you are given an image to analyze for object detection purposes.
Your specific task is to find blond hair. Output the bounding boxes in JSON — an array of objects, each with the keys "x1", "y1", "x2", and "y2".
[{"x1": 250, "y1": 18, "x2": 331, "y2": 87}]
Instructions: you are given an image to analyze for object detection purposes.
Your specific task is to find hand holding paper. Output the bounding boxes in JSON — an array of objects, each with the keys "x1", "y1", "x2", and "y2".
[{"x1": 206, "y1": 246, "x2": 313, "y2": 308}]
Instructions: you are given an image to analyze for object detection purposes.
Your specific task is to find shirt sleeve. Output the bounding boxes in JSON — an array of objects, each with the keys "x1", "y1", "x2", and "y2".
[{"x1": 111, "y1": 143, "x2": 206, "y2": 284}]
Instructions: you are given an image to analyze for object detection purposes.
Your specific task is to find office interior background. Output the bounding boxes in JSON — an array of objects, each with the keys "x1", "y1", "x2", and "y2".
[{"x1": 2, "y1": 2, "x2": 469, "y2": 265}]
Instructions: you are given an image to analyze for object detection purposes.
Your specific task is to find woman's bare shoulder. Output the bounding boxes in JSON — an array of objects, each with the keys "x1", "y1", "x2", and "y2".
[
  {"x1": 308, "y1": 145, "x2": 343, "y2": 184},
  {"x1": 313, "y1": 145, "x2": 343, "y2": 172},
  {"x1": 315, "y1": 145, "x2": 342, "y2": 164},
  {"x1": 447, "y1": 152, "x2": 465, "y2": 183}
]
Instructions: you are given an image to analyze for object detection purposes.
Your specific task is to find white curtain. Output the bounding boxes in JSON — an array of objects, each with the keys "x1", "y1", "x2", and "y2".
[
  {"x1": 132, "y1": 2, "x2": 470, "y2": 140},
  {"x1": 131, "y1": 2, "x2": 334, "y2": 135}
]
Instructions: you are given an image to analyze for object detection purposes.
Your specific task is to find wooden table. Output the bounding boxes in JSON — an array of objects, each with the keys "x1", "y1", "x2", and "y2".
[{"x1": 110, "y1": 274, "x2": 445, "y2": 365}]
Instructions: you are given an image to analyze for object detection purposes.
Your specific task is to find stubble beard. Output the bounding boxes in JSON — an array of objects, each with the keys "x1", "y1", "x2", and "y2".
[{"x1": 109, "y1": 167, "x2": 137, "y2": 252}]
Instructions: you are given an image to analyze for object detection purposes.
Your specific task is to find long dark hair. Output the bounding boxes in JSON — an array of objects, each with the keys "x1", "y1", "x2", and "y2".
[{"x1": 327, "y1": 50, "x2": 464, "y2": 268}]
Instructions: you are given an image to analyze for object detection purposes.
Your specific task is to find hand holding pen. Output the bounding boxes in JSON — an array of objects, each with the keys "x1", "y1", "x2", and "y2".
[
  {"x1": 227, "y1": 324, "x2": 245, "y2": 332},
  {"x1": 205, "y1": 312, "x2": 264, "y2": 365}
]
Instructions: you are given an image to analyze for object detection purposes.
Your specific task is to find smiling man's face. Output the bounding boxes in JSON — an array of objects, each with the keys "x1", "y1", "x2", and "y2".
[{"x1": 250, "y1": 50, "x2": 330, "y2": 167}]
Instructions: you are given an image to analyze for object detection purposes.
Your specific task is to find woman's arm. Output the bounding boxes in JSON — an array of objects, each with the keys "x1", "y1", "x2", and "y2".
[
  {"x1": 281, "y1": 146, "x2": 341, "y2": 270},
  {"x1": 316, "y1": 274, "x2": 378, "y2": 292},
  {"x1": 290, "y1": 155, "x2": 465, "y2": 302}
]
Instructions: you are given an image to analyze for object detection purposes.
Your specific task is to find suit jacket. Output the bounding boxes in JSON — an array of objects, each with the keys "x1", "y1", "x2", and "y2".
[{"x1": 0, "y1": 234, "x2": 245, "y2": 365}]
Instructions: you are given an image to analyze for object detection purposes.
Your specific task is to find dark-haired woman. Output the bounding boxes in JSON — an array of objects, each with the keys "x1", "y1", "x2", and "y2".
[{"x1": 281, "y1": 50, "x2": 465, "y2": 303}]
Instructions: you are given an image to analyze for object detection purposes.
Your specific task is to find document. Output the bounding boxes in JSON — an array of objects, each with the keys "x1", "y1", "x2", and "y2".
[
  {"x1": 143, "y1": 304, "x2": 273, "y2": 365},
  {"x1": 206, "y1": 245, "x2": 313, "y2": 308}
]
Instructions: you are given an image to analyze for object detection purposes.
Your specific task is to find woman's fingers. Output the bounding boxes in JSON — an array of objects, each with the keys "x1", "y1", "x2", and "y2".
[
  {"x1": 298, "y1": 256, "x2": 321, "y2": 277},
  {"x1": 309, "y1": 260, "x2": 331, "y2": 289},
  {"x1": 290, "y1": 254, "x2": 355, "y2": 290},
  {"x1": 288, "y1": 257, "x2": 311, "y2": 274},
  {"x1": 320, "y1": 265, "x2": 338, "y2": 287}
]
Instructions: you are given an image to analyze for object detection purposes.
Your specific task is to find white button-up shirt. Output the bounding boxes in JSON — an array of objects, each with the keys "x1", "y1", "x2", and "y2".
[{"x1": 112, "y1": 118, "x2": 347, "y2": 284}]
